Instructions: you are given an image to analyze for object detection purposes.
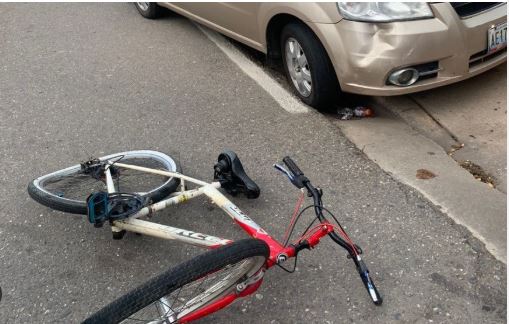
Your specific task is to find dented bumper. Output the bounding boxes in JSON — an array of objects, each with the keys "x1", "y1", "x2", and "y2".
[{"x1": 312, "y1": 2, "x2": 507, "y2": 96}]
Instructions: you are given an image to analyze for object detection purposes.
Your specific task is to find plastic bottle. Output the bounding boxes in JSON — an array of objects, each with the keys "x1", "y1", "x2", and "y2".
[{"x1": 353, "y1": 106, "x2": 374, "y2": 117}]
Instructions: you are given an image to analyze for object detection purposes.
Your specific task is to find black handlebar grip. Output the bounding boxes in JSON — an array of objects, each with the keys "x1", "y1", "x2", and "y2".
[
  {"x1": 283, "y1": 156, "x2": 304, "y2": 177},
  {"x1": 357, "y1": 259, "x2": 383, "y2": 305},
  {"x1": 363, "y1": 273, "x2": 383, "y2": 305}
]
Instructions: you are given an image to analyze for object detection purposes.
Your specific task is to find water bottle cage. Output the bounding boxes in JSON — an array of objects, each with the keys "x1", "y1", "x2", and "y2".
[{"x1": 86, "y1": 192, "x2": 147, "y2": 228}]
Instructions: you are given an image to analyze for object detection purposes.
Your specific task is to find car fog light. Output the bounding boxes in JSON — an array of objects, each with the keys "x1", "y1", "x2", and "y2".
[{"x1": 388, "y1": 68, "x2": 419, "y2": 86}]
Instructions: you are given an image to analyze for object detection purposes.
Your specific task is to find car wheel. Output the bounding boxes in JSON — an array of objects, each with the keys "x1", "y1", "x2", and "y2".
[
  {"x1": 280, "y1": 22, "x2": 341, "y2": 110},
  {"x1": 135, "y1": 2, "x2": 164, "y2": 19}
]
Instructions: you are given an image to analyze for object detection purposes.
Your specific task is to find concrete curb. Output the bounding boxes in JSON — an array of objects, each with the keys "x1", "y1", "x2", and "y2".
[{"x1": 331, "y1": 106, "x2": 507, "y2": 263}]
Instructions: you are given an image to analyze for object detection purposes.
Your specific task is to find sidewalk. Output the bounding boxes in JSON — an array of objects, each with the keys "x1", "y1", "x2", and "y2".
[
  {"x1": 351, "y1": 65, "x2": 507, "y2": 263},
  {"x1": 389, "y1": 63, "x2": 507, "y2": 194}
]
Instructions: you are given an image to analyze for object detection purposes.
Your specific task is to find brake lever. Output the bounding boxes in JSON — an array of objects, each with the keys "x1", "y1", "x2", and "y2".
[
  {"x1": 274, "y1": 163, "x2": 294, "y2": 182},
  {"x1": 274, "y1": 163, "x2": 309, "y2": 189}
]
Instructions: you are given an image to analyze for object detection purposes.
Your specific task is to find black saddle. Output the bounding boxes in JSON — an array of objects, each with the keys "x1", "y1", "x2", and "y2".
[{"x1": 213, "y1": 150, "x2": 260, "y2": 199}]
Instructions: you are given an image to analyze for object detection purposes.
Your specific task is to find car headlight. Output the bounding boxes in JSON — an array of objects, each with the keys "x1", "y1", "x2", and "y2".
[{"x1": 337, "y1": 2, "x2": 433, "y2": 22}]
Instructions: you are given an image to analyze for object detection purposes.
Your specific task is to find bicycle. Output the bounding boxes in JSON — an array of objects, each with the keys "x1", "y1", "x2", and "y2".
[{"x1": 28, "y1": 149, "x2": 382, "y2": 323}]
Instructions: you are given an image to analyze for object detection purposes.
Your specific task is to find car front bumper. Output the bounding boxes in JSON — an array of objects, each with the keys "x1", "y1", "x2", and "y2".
[{"x1": 312, "y1": 2, "x2": 507, "y2": 96}]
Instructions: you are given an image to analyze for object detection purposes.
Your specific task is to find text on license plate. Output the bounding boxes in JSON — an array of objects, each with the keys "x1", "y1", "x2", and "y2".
[{"x1": 488, "y1": 23, "x2": 507, "y2": 54}]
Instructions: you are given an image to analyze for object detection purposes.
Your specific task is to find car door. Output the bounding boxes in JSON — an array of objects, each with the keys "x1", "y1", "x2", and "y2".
[{"x1": 169, "y1": 3, "x2": 262, "y2": 46}]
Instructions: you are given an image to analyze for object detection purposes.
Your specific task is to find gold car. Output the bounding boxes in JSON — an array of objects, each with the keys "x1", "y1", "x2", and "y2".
[{"x1": 135, "y1": 2, "x2": 507, "y2": 109}]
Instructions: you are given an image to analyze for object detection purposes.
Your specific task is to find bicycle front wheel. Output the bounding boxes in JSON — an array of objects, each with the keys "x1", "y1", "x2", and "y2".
[
  {"x1": 83, "y1": 239, "x2": 269, "y2": 324},
  {"x1": 28, "y1": 150, "x2": 181, "y2": 215}
]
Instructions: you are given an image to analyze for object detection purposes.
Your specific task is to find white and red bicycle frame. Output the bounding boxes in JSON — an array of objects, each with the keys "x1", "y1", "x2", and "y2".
[{"x1": 104, "y1": 161, "x2": 335, "y2": 322}]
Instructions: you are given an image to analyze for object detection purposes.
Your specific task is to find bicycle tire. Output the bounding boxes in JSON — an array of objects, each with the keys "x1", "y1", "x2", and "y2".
[
  {"x1": 83, "y1": 239, "x2": 269, "y2": 324},
  {"x1": 28, "y1": 150, "x2": 181, "y2": 215}
]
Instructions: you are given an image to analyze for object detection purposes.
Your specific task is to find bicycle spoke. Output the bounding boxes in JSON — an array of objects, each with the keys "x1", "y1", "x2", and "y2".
[
  {"x1": 38, "y1": 157, "x2": 171, "y2": 201},
  {"x1": 123, "y1": 259, "x2": 258, "y2": 323},
  {"x1": 168, "y1": 286, "x2": 184, "y2": 315}
]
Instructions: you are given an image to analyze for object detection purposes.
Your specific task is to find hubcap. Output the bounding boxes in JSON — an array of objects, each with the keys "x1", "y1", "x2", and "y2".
[
  {"x1": 285, "y1": 38, "x2": 312, "y2": 97},
  {"x1": 136, "y1": 2, "x2": 150, "y2": 11}
]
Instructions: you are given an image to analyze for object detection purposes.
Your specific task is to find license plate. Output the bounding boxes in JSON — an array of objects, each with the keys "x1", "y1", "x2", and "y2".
[{"x1": 488, "y1": 23, "x2": 507, "y2": 54}]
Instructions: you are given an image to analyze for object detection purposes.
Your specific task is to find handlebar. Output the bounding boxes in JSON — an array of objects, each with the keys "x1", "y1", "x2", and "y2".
[
  {"x1": 282, "y1": 156, "x2": 308, "y2": 189},
  {"x1": 282, "y1": 156, "x2": 304, "y2": 177},
  {"x1": 276, "y1": 156, "x2": 383, "y2": 306}
]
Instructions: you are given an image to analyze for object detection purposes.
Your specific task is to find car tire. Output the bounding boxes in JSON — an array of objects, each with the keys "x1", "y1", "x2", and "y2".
[
  {"x1": 280, "y1": 22, "x2": 341, "y2": 110},
  {"x1": 135, "y1": 2, "x2": 164, "y2": 19}
]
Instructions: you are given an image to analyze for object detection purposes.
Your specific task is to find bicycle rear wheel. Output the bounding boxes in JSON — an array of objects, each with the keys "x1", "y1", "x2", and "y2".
[
  {"x1": 28, "y1": 150, "x2": 181, "y2": 215},
  {"x1": 83, "y1": 239, "x2": 269, "y2": 324}
]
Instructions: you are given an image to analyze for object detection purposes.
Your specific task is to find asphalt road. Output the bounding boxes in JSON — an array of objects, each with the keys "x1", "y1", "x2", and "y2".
[{"x1": 0, "y1": 3, "x2": 506, "y2": 324}]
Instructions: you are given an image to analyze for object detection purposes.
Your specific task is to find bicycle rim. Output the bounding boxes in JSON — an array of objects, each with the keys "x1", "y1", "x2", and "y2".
[
  {"x1": 123, "y1": 256, "x2": 265, "y2": 323},
  {"x1": 33, "y1": 150, "x2": 178, "y2": 204}
]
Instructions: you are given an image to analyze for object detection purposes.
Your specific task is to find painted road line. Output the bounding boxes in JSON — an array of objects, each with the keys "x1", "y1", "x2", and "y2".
[{"x1": 195, "y1": 23, "x2": 310, "y2": 114}]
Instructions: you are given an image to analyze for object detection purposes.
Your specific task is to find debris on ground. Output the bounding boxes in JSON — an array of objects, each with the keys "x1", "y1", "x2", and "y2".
[
  {"x1": 337, "y1": 106, "x2": 374, "y2": 120},
  {"x1": 416, "y1": 169, "x2": 436, "y2": 180},
  {"x1": 447, "y1": 143, "x2": 464, "y2": 155},
  {"x1": 459, "y1": 160, "x2": 496, "y2": 188}
]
